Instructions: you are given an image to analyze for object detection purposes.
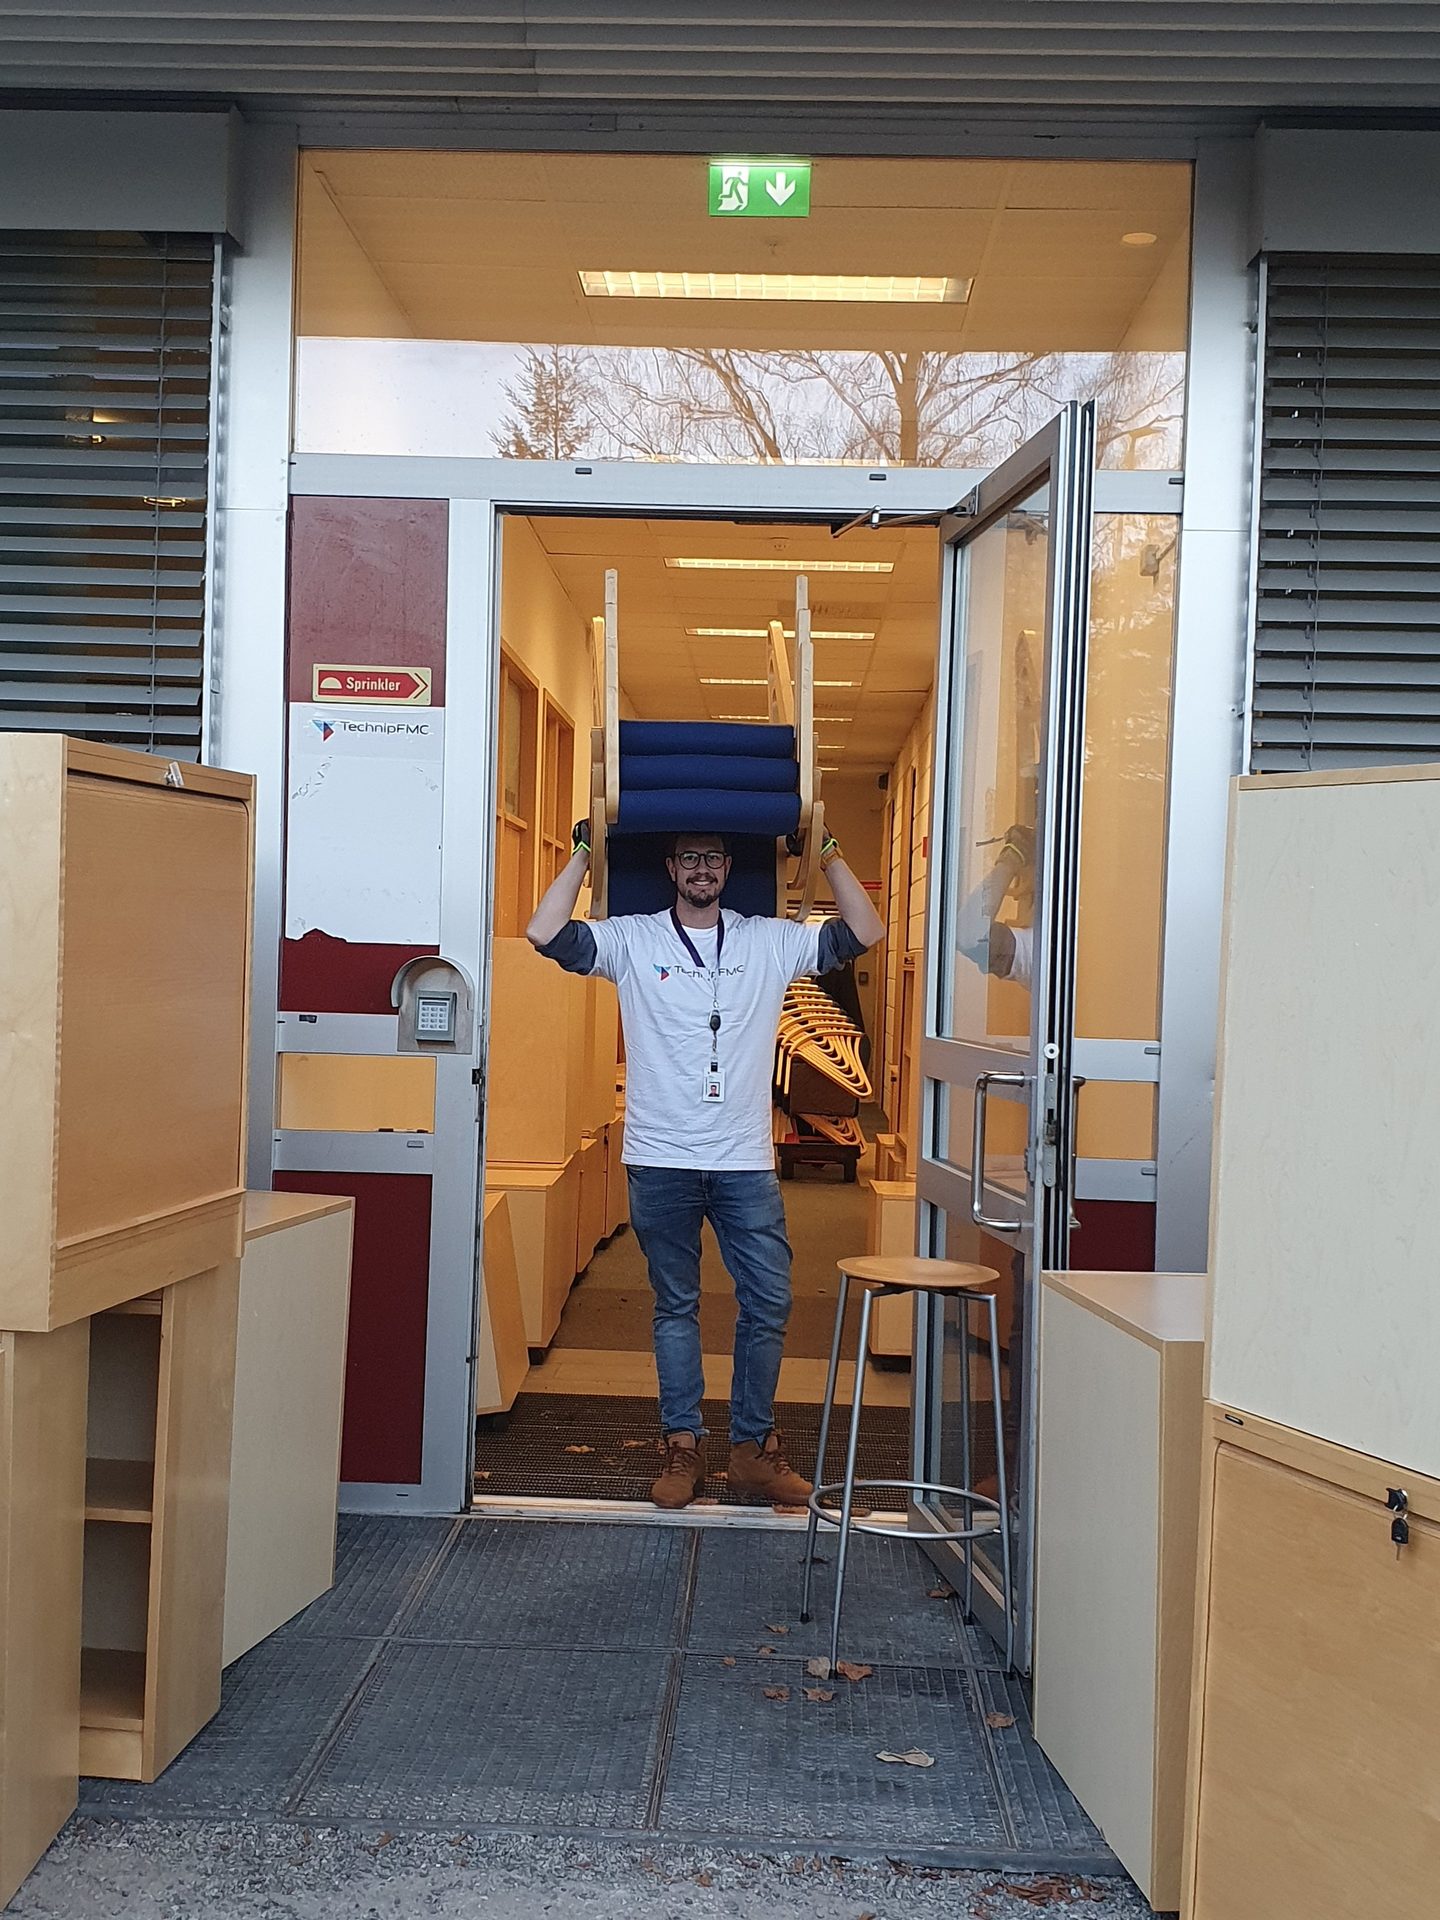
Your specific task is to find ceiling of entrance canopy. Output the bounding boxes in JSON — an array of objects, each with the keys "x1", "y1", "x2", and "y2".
[
  {"x1": 514, "y1": 515, "x2": 940, "y2": 774},
  {"x1": 299, "y1": 153, "x2": 1190, "y2": 354}
]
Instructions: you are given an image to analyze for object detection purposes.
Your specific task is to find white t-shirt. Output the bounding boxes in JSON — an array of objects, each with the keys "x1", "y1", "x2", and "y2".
[{"x1": 588, "y1": 908, "x2": 823, "y2": 1171}]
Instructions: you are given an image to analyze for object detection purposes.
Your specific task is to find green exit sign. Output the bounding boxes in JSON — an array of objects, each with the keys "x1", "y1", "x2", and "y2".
[{"x1": 708, "y1": 159, "x2": 812, "y2": 218}]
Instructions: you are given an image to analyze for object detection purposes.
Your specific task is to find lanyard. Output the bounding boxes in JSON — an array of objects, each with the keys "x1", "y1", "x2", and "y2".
[{"x1": 670, "y1": 909, "x2": 725, "y2": 1069}]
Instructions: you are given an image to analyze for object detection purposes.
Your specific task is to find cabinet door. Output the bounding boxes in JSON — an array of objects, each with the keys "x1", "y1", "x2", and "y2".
[{"x1": 1192, "y1": 1445, "x2": 1440, "y2": 1919}]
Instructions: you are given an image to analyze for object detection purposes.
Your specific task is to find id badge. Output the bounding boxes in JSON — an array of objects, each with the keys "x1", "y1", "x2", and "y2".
[{"x1": 701, "y1": 1069, "x2": 726, "y2": 1104}]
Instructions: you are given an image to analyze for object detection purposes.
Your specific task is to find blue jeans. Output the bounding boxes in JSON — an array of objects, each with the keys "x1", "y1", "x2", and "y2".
[{"x1": 625, "y1": 1166, "x2": 793, "y2": 1447}]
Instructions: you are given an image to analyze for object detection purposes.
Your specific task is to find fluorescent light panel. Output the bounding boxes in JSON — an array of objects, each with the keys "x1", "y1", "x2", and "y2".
[
  {"x1": 667, "y1": 557, "x2": 892, "y2": 574},
  {"x1": 580, "y1": 270, "x2": 969, "y2": 305},
  {"x1": 700, "y1": 676, "x2": 859, "y2": 688},
  {"x1": 687, "y1": 625, "x2": 876, "y2": 640}
]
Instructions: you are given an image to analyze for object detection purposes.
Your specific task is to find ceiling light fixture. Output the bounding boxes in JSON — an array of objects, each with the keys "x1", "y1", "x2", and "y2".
[
  {"x1": 667, "y1": 557, "x2": 893, "y2": 574},
  {"x1": 1121, "y1": 231, "x2": 1158, "y2": 247},
  {"x1": 686, "y1": 626, "x2": 877, "y2": 641},
  {"x1": 700, "y1": 677, "x2": 767, "y2": 686},
  {"x1": 580, "y1": 270, "x2": 971, "y2": 305},
  {"x1": 714, "y1": 712, "x2": 765, "y2": 721},
  {"x1": 815, "y1": 715, "x2": 854, "y2": 724}
]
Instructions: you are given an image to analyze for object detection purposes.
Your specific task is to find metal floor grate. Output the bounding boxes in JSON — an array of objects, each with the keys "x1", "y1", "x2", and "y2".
[
  {"x1": 474, "y1": 1393, "x2": 912, "y2": 1510},
  {"x1": 78, "y1": 1517, "x2": 1114, "y2": 1877}
]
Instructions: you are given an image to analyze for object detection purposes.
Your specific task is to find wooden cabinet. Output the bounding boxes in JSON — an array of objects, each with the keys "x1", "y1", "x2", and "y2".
[
  {"x1": 223, "y1": 1193, "x2": 353, "y2": 1667},
  {"x1": 486, "y1": 1160, "x2": 580, "y2": 1350},
  {"x1": 81, "y1": 1263, "x2": 240, "y2": 1781},
  {"x1": 1034, "y1": 1272, "x2": 1204, "y2": 1913},
  {"x1": 486, "y1": 938, "x2": 617, "y2": 1167},
  {"x1": 1184, "y1": 1408, "x2": 1440, "y2": 1920},
  {"x1": 0, "y1": 1322, "x2": 88, "y2": 1910},
  {"x1": 604, "y1": 1114, "x2": 628, "y2": 1238},
  {"x1": 0, "y1": 739, "x2": 253, "y2": 1332},
  {"x1": 476, "y1": 1192, "x2": 528, "y2": 1418},
  {"x1": 866, "y1": 1178, "x2": 917, "y2": 1358},
  {"x1": 575, "y1": 1133, "x2": 607, "y2": 1273}
]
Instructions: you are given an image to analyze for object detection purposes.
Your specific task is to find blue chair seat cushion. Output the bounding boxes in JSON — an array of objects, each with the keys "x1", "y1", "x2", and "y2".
[
  {"x1": 614, "y1": 787, "x2": 801, "y2": 836},
  {"x1": 620, "y1": 752, "x2": 799, "y2": 794},
  {"x1": 620, "y1": 720, "x2": 795, "y2": 761}
]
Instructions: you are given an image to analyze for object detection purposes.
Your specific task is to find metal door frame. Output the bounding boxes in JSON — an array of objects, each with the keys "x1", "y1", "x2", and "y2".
[{"x1": 907, "y1": 404, "x2": 1097, "y2": 1668}]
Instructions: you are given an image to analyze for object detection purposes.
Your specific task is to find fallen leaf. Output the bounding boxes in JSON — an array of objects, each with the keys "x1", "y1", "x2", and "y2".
[
  {"x1": 805, "y1": 1656, "x2": 832, "y2": 1679},
  {"x1": 772, "y1": 1503, "x2": 808, "y2": 1516},
  {"x1": 764, "y1": 1623, "x2": 791, "y2": 1635},
  {"x1": 835, "y1": 1661, "x2": 874, "y2": 1683},
  {"x1": 802, "y1": 1687, "x2": 835, "y2": 1703},
  {"x1": 997, "y1": 1877, "x2": 1107, "y2": 1906},
  {"x1": 622, "y1": 1439, "x2": 648, "y2": 1449},
  {"x1": 877, "y1": 1748, "x2": 936, "y2": 1768},
  {"x1": 757, "y1": 1645, "x2": 778, "y2": 1657},
  {"x1": 985, "y1": 1712, "x2": 1016, "y2": 1730},
  {"x1": 694, "y1": 1871, "x2": 714, "y2": 1888},
  {"x1": 601, "y1": 1456, "x2": 620, "y2": 1466},
  {"x1": 926, "y1": 1586, "x2": 953, "y2": 1600},
  {"x1": 721, "y1": 1657, "x2": 737, "y2": 1668},
  {"x1": 563, "y1": 1444, "x2": 594, "y2": 1455},
  {"x1": 762, "y1": 1686, "x2": 791, "y2": 1702},
  {"x1": 473, "y1": 1470, "x2": 491, "y2": 1481}
]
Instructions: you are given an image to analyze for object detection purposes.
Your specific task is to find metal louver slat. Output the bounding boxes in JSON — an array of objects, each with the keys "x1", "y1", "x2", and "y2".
[
  {"x1": 1250, "y1": 255, "x2": 1440, "y2": 773},
  {"x1": 0, "y1": 232, "x2": 214, "y2": 758}
]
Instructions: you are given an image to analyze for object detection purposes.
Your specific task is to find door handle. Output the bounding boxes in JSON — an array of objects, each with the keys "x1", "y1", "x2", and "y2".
[{"x1": 972, "y1": 1071, "x2": 1029, "y2": 1234}]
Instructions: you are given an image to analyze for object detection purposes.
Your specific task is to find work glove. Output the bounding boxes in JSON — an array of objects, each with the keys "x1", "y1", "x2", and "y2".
[
  {"x1": 818, "y1": 832, "x2": 843, "y2": 870},
  {"x1": 572, "y1": 818, "x2": 592, "y2": 859},
  {"x1": 999, "y1": 823, "x2": 1034, "y2": 869}
]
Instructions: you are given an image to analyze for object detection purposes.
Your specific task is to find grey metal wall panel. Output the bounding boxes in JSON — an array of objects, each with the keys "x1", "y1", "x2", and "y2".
[{"x1": 3, "y1": 7, "x2": 1440, "y2": 114}]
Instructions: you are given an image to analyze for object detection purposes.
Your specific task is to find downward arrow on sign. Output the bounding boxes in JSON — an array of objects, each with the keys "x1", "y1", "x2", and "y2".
[{"x1": 766, "y1": 171, "x2": 797, "y2": 205}]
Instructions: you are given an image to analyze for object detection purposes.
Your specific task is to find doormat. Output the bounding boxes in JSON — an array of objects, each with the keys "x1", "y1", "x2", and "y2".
[{"x1": 474, "y1": 1392, "x2": 931, "y2": 1509}]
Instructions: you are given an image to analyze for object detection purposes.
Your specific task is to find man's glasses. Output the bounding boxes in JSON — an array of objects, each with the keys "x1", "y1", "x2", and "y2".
[{"x1": 675, "y1": 850, "x2": 727, "y2": 870}]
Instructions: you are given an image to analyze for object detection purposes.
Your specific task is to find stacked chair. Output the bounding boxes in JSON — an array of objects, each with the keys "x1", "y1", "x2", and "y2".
[
  {"x1": 587, "y1": 569, "x2": 825, "y2": 918},
  {"x1": 773, "y1": 977, "x2": 873, "y2": 1181}
]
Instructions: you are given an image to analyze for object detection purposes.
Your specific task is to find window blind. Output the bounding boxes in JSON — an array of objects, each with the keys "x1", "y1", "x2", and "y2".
[
  {"x1": 1252, "y1": 255, "x2": 1440, "y2": 772},
  {"x1": 0, "y1": 231, "x2": 215, "y2": 758}
]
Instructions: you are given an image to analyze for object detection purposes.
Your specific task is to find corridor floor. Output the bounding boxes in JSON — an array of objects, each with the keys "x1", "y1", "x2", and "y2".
[{"x1": 69, "y1": 1515, "x2": 1119, "y2": 1876}]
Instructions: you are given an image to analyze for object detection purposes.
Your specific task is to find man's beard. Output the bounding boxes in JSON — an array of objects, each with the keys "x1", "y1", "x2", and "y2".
[{"x1": 679, "y1": 873, "x2": 720, "y2": 905}]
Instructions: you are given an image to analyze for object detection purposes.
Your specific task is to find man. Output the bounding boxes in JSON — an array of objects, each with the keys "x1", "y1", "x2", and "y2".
[
  {"x1": 527, "y1": 823, "x2": 885, "y2": 1510},
  {"x1": 957, "y1": 823, "x2": 1035, "y2": 986}
]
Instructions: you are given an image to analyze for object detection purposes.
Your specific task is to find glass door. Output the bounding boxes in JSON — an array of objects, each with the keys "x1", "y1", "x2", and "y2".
[{"x1": 912, "y1": 403, "x2": 1095, "y2": 1670}]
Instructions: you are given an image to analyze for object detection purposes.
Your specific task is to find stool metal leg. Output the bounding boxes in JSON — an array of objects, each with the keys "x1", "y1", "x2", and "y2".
[
  {"x1": 828, "y1": 1285, "x2": 874, "y2": 1675},
  {"x1": 800, "y1": 1268, "x2": 850, "y2": 1623},
  {"x1": 986, "y1": 1292, "x2": 1015, "y2": 1671},
  {"x1": 958, "y1": 1293, "x2": 974, "y2": 1621}
]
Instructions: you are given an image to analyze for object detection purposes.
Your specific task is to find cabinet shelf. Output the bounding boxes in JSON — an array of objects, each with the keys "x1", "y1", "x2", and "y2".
[
  {"x1": 80, "y1": 1647, "x2": 146, "y2": 1732},
  {"x1": 84, "y1": 1457, "x2": 154, "y2": 1524}
]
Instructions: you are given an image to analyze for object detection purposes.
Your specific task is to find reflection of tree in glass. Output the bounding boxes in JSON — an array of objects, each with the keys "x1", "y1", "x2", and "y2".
[
  {"x1": 489, "y1": 343, "x2": 1184, "y2": 469},
  {"x1": 493, "y1": 346, "x2": 597, "y2": 459}
]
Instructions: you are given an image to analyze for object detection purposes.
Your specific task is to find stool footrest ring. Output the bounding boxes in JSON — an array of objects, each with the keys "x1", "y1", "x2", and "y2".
[{"x1": 808, "y1": 1478, "x2": 1003, "y2": 1544}]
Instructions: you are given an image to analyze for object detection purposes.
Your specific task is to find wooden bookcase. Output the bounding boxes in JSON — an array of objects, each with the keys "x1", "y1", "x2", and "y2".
[
  {"x1": 80, "y1": 1263, "x2": 240, "y2": 1782},
  {"x1": 0, "y1": 738, "x2": 254, "y2": 1332},
  {"x1": 0, "y1": 1321, "x2": 89, "y2": 1910}
]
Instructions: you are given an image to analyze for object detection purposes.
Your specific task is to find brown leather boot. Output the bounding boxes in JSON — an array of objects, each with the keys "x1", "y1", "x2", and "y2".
[
  {"x1": 651, "y1": 1433, "x2": 707, "y2": 1510},
  {"x1": 726, "y1": 1433, "x2": 813, "y2": 1507}
]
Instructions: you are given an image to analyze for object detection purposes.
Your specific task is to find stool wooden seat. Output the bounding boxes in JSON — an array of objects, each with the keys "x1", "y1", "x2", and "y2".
[
  {"x1": 836, "y1": 1255, "x2": 999, "y2": 1295},
  {"x1": 801, "y1": 1250, "x2": 1015, "y2": 1672}
]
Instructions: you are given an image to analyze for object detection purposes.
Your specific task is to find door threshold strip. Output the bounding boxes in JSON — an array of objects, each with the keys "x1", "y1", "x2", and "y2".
[{"x1": 469, "y1": 1493, "x2": 914, "y2": 1533}]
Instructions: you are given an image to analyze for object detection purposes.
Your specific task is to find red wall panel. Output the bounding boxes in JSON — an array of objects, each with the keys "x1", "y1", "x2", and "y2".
[
  {"x1": 287, "y1": 496, "x2": 449, "y2": 706},
  {"x1": 273, "y1": 1169, "x2": 432, "y2": 1485}
]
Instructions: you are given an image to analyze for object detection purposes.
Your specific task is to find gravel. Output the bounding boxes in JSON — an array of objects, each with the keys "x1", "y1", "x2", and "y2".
[{"x1": 12, "y1": 1819, "x2": 1159, "y2": 1920}]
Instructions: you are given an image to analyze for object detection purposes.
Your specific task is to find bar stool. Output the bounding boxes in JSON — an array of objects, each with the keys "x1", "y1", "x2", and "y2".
[{"x1": 799, "y1": 1254, "x2": 1014, "y2": 1673}]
